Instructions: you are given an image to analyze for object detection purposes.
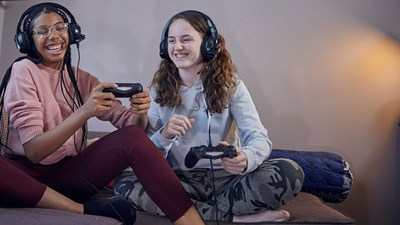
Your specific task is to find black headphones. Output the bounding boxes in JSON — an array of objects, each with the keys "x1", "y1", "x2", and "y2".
[
  {"x1": 159, "y1": 10, "x2": 221, "y2": 63},
  {"x1": 14, "y1": 2, "x2": 85, "y2": 54}
]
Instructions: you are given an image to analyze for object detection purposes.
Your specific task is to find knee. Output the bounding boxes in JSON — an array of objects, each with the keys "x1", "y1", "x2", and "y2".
[
  {"x1": 274, "y1": 159, "x2": 305, "y2": 189},
  {"x1": 111, "y1": 125, "x2": 149, "y2": 145},
  {"x1": 119, "y1": 125, "x2": 147, "y2": 139},
  {"x1": 111, "y1": 125, "x2": 159, "y2": 160}
]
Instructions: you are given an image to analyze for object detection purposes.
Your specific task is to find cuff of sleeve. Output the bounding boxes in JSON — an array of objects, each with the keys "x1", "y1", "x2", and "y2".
[
  {"x1": 150, "y1": 129, "x2": 175, "y2": 157},
  {"x1": 19, "y1": 125, "x2": 43, "y2": 145},
  {"x1": 241, "y1": 150, "x2": 256, "y2": 174}
]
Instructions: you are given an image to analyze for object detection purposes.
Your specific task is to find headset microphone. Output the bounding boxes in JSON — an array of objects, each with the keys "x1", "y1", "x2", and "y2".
[
  {"x1": 70, "y1": 21, "x2": 86, "y2": 44},
  {"x1": 197, "y1": 64, "x2": 207, "y2": 75}
]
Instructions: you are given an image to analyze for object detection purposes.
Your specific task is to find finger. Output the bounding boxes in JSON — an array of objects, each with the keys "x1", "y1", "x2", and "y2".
[
  {"x1": 93, "y1": 83, "x2": 118, "y2": 101},
  {"x1": 175, "y1": 115, "x2": 194, "y2": 128},
  {"x1": 223, "y1": 165, "x2": 242, "y2": 175},
  {"x1": 171, "y1": 122, "x2": 190, "y2": 136},
  {"x1": 130, "y1": 96, "x2": 151, "y2": 104},
  {"x1": 130, "y1": 91, "x2": 150, "y2": 103},
  {"x1": 96, "y1": 101, "x2": 114, "y2": 110},
  {"x1": 129, "y1": 101, "x2": 149, "y2": 110},
  {"x1": 130, "y1": 102, "x2": 150, "y2": 111},
  {"x1": 165, "y1": 126, "x2": 182, "y2": 137},
  {"x1": 170, "y1": 115, "x2": 190, "y2": 130},
  {"x1": 222, "y1": 155, "x2": 245, "y2": 166},
  {"x1": 172, "y1": 124, "x2": 188, "y2": 136},
  {"x1": 98, "y1": 92, "x2": 115, "y2": 101},
  {"x1": 93, "y1": 101, "x2": 113, "y2": 112},
  {"x1": 94, "y1": 82, "x2": 116, "y2": 92},
  {"x1": 218, "y1": 141, "x2": 229, "y2": 146},
  {"x1": 131, "y1": 91, "x2": 150, "y2": 98},
  {"x1": 221, "y1": 158, "x2": 236, "y2": 167}
]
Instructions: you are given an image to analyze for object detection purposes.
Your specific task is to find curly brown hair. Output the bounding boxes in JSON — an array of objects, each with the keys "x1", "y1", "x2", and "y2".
[{"x1": 150, "y1": 10, "x2": 238, "y2": 113}]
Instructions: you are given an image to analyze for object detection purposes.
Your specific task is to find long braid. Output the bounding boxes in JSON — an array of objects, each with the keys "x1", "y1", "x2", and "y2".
[
  {"x1": 65, "y1": 47, "x2": 84, "y2": 106},
  {"x1": 0, "y1": 56, "x2": 39, "y2": 157},
  {"x1": 64, "y1": 46, "x2": 87, "y2": 149}
]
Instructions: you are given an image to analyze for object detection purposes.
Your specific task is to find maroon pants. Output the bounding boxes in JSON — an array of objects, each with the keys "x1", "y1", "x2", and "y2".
[{"x1": 0, "y1": 125, "x2": 192, "y2": 222}]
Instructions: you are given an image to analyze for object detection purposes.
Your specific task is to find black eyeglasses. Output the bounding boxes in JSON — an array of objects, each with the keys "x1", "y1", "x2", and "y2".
[{"x1": 32, "y1": 22, "x2": 69, "y2": 39}]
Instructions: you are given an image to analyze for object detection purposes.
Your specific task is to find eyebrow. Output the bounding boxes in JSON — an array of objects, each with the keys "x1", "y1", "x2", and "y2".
[
  {"x1": 168, "y1": 34, "x2": 194, "y2": 39},
  {"x1": 33, "y1": 21, "x2": 64, "y2": 29}
]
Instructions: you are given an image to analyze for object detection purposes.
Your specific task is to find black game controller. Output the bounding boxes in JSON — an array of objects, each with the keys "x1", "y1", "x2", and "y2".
[
  {"x1": 103, "y1": 83, "x2": 143, "y2": 98},
  {"x1": 184, "y1": 145, "x2": 238, "y2": 168}
]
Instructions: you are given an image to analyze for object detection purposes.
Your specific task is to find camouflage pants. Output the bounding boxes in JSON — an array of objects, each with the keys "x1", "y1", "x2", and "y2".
[{"x1": 114, "y1": 158, "x2": 304, "y2": 222}]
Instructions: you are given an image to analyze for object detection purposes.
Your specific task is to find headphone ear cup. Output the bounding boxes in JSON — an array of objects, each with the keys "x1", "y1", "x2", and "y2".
[
  {"x1": 14, "y1": 31, "x2": 30, "y2": 54},
  {"x1": 68, "y1": 23, "x2": 85, "y2": 45},
  {"x1": 159, "y1": 38, "x2": 169, "y2": 60},
  {"x1": 201, "y1": 35, "x2": 219, "y2": 63}
]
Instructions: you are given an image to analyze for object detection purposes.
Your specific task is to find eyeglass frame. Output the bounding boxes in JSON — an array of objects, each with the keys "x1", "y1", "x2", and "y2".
[{"x1": 31, "y1": 22, "x2": 69, "y2": 39}]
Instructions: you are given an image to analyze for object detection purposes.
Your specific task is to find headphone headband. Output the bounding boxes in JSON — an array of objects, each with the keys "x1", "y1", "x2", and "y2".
[
  {"x1": 159, "y1": 10, "x2": 221, "y2": 63},
  {"x1": 15, "y1": 2, "x2": 85, "y2": 55}
]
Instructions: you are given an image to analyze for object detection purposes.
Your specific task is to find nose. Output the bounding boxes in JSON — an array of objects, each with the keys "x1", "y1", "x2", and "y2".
[{"x1": 175, "y1": 42, "x2": 183, "y2": 50}]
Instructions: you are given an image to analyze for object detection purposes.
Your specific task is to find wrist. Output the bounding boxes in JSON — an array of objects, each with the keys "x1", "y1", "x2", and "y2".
[
  {"x1": 77, "y1": 107, "x2": 92, "y2": 121},
  {"x1": 160, "y1": 127, "x2": 174, "y2": 139}
]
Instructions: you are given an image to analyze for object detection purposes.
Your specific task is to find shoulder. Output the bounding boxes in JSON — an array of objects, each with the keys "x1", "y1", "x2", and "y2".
[
  {"x1": 229, "y1": 76, "x2": 254, "y2": 103},
  {"x1": 232, "y1": 75, "x2": 247, "y2": 94},
  {"x1": 10, "y1": 59, "x2": 42, "y2": 81},
  {"x1": 149, "y1": 86, "x2": 158, "y2": 99},
  {"x1": 72, "y1": 66, "x2": 100, "y2": 84},
  {"x1": 12, "y1": 58, "x2": 39, "y2": 71}
]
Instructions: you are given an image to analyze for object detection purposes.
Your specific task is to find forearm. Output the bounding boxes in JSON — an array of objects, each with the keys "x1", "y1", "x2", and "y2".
[
  {"x1": 131, "y1": 114, "x2": 148, "y2": 130},
  {"x1": 23, "y1": 108, "x2": 90, "y2": 163}
]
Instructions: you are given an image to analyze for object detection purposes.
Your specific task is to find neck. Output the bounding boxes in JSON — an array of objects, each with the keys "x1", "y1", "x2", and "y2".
[
  {"x1": 180, "y1": 71, "x2": 200, "y2": 87},
  {"x1": 43, "y1": 60, "x2": 64, "y2": 70},
  {"x1": 179, "y1": 64, "x2": 204, "y2": 87}
]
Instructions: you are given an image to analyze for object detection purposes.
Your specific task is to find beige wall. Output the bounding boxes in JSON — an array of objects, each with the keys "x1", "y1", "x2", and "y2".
[
  {"x1": 0, "y1": 2, "x2": 4, "y2": 53},
  {"x1": 0, "y1": 1, "x2": 399, "y2": 225}
]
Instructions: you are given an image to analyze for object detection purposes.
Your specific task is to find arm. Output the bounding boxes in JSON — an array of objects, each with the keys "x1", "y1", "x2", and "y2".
[
  {"x1": 24, "y1": 83, "x2": 117, "y2": 163},
  {"x1": 146, "y1": 90, "x2": 188, "y2": 157},
  {"x1": 222, "y1": 80, "x2": 272, "y2": 173},
  {"x1": 96, "y1": 90, "x2": 151, "y2": 130}
]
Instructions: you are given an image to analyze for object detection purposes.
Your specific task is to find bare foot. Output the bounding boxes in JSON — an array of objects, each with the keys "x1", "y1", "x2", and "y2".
[{"x1": 233, "y1": 209, "x2": 290, "y2": 223}]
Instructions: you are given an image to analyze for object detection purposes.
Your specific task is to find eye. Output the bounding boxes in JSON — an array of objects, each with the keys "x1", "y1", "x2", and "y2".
[
  {"x1": 182, "y1": 38, "x2": 192, "y2": 43},
  {"x1": 34, "y1": 27, "x2": 49, "y2": 36},
  {"x1": 54, "y1": 22, "x2": 68, "y2": 32},
  {"x1": 168, "y1": 38, "x2": 176, "y2": 44}
]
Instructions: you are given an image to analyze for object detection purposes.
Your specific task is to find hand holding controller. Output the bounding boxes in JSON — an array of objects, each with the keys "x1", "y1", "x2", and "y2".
[
  {"x1": 103, "y1": 83, "x2": 143, "y2": 98},
  {"x1": 184, "y1": 145, "x2": 238, "y2": 168}
]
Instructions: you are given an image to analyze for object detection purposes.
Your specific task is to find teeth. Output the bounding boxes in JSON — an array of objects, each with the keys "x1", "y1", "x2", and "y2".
[{"x1": 47, "y1": 44, "x2": 62, "y2": 51}]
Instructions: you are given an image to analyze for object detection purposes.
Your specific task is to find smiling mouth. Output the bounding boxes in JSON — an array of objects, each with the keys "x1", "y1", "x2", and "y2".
[
  {"x1": 46, "y1": 43, "x2": 63, "y2": 52},
  {"x1": 175, "y1": 53, "x2": 188, "y2": 59}
]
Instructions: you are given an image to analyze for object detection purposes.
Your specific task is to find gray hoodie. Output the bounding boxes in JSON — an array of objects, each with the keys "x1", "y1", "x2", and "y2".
[{"x1": 147, "y1": 78, "x2": 272, "y2": 173}]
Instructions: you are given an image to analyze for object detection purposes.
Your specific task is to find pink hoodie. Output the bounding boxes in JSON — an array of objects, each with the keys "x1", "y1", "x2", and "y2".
[{"x1": 5, "y1": 59, "x2": 136, "y2": 164}]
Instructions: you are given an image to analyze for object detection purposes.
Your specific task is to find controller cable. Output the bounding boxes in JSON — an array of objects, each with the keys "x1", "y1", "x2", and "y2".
[
  {"x1": 205, "y1": 109, "x2": 221, "y2": 225},
  {"x1": 209, "y1": 158, "x2": 221, "y2": 225},
  {"x1": 61, "y1": 44, "x2": 126, "y2": 224}
]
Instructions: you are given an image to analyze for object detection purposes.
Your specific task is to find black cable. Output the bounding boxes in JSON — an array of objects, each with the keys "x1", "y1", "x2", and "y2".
[
  {"x1": 206, "y1": 109, "x2": 221, "y2": 225},
  {"x1": 64, "y1": 45, "x2": 127, "y2": 224},
  {"x1": 209, "y1": 159, "x2": 221, "y2": 225}
]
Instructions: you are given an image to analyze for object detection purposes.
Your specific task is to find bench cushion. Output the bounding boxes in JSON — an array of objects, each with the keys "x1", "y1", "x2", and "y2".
[{"x1": 270, "y1": 149, "x2": 353, "y2": 203}]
